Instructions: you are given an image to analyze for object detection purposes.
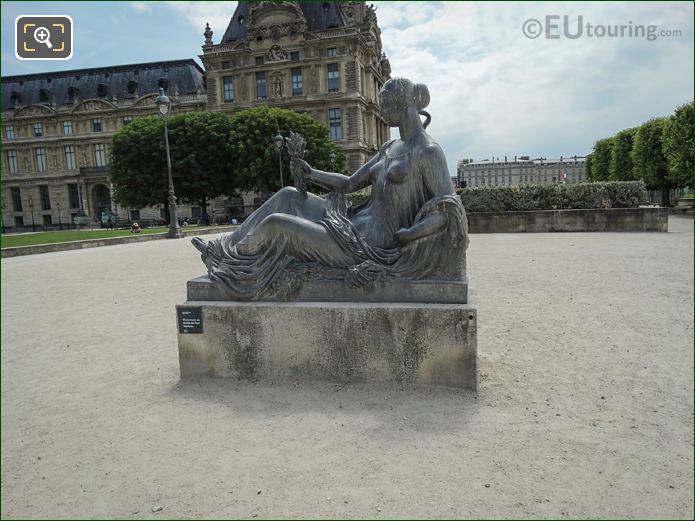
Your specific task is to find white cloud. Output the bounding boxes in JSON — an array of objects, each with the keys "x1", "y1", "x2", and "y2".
[
  {"x1": 374, "y1": 1, "x2": 694, "y2": 174},
  {"x1": 164, "y1": 1, "x2": 238, "y2": 40},
  {"x1": 129, "y1": 2, "x2": 152, "y2": 14}
]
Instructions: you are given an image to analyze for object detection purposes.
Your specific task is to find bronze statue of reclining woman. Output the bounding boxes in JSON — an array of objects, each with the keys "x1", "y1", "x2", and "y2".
[{"x1": 192, "y1": 77, "x2": 469, "y2": 300}]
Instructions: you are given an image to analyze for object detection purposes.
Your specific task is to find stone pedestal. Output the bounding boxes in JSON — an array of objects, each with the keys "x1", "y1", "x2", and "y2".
[{"x1": 176, "y1": 292, "x2": 477, "y2": 390}]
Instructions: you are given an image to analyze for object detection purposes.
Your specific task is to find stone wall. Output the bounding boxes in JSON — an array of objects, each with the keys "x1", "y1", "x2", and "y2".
[{"x1": 467, "y1": 207, "x2": 668, "y2": 233}]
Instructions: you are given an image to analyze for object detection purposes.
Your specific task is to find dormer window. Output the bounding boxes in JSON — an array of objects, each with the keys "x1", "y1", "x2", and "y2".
[
  {"x1": 67, "y1": 86, "x2": 80, "y2": 103},
  {"x1": 39, "y1": 89, "x2": 51, "y2": 102},
  {"x1": 97, "y1": 83, "x2": 108, "y2": 97},
  {"x1": 157, "y1": 77, "x2": 169, "y2": 90},
  {"x1": 127, "y1": 80, "x2": 138, "y2": 96},
  {"x1": 10, "y1": 91, "x2": 22, "y2": 104},
  {"x1": 238, "y1": 15, "x2": 245, "y2": 25}
]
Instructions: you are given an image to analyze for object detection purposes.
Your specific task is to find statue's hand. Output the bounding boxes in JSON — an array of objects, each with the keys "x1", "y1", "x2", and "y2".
[
  {"x1": 395, "y1": 227, "x2": 414, "y2": 246},
  {"x1": 292, "y1": 158, "x2": 312, "y2": 178}
]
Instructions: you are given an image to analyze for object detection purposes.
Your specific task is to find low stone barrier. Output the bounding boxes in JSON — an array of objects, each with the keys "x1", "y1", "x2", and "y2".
[
  {"x1": 467, "y1": 207, "x2": 668, "y2": 233},
  {"x1": 1, "y1": 226, "x2": 234, "y2": 258}
]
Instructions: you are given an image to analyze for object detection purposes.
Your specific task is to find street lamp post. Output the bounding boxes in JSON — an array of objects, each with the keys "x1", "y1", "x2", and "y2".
[
  {"x1": 57, "y1": 202, "x2": 62, "y2": 230},
  {"x1": 28, "y1": 195, "x2": 36, "y2": 232},
  {"x1": 155, "y1": 88, "x2": 183, "y2": 239},
  {"x1": 274, "y1": 130, "x2": 284, "y2": 189}
]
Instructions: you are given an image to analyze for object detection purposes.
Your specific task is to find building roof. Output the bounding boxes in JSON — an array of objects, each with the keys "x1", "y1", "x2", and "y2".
[
  {"x1": 1, "y1": 59, "x2": 205, "y2": 111},
  {"x1": 221, "y1": 1, "x2": 348, "y2": 43}
]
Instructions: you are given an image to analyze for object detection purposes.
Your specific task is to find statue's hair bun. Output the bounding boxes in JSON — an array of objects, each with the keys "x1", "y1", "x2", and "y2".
[{"x1": 413, "y1": 83, "x2": 430, "y2": 110}]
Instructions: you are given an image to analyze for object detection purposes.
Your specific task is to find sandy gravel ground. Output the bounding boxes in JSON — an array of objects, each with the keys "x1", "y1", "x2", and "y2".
[{"x1": 1, "y1": 216, "x2": 693, "y2": 519}]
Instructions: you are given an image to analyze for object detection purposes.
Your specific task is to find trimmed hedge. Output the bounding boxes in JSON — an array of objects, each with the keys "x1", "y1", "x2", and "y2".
[{"x1": 457, "y1": 181, "x2": 648, "y2": 212}]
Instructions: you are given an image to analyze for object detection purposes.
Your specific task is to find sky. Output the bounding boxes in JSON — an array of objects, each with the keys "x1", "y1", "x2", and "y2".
[{"x1": 1, "y1": 1, "x2": 693, "y2": 177}]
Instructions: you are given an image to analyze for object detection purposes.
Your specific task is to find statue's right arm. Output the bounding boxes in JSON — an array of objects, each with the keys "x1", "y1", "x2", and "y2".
[{"x1": 298, "y1": 154, "x2": 379, "y2": 194}]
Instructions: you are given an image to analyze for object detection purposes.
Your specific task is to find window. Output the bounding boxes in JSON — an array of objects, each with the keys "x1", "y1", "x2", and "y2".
[
  {"x1": 11, "y1": 188, "x2": 22, "y2": 212},
  {"x1": 291, "y1": 67, "x2": 303, "y2": 96},
  {"x1": 68, "y1": 183, "x2": 80, "y2": 208},
  {"x1": 127, "y1": 80, "x2": 138, "y2": 96},
  {"x1": 129, "y1": 209, "x2": 141, "y2": 221},
  {"x1": 122, "y1": 115, "x2": 133, "y2": 126},
  {"x1": 6, "y1": 150, "x2": 18, "y2": 175},
  {"x1": 4, "y1": 125, "x2": 14, "y2": 140},
  {"x1": 256, "y1": 72, "x2": 267, "y2": 99},
  {"x1": 94, "y1": 143, "x2": 107, "y2": 167},
  {"x1": 14, "y1": 216, "x2": 24, "y2": 227},
  {"x1": 64, "y1": 145, "x2": 77, "y2": 170},
  {"x1": 222, "y1": 60, "x2": 231, "y2": 69},
  {"x1": 327, "y1": 47, "x2": 337, "y2": 57},
  {"x1": 290, "y1": 51, "x2": 300, "y2": 62},
  {"x1": 40, "y1": 185, "x2": 51, "y2": 210},
  {"x1": 255, "y1": 56, "x2": 264, "y2": 66},
  {"x1": 42, "y1": 214, "x2": 52, "y2": 226},
  {"x1": 223, "y1": 76, "x2": 234, "y2": 102},
  {"x1": 327, "y1": 63, "x2": 340, "y2": 92},
  {"x1": 328, "y1": 108, "x2": 342, "y2": 141},
  {"x1": 34, "y1": 123, "x2": 43, "y2": 137},
  {"x1": 92, "y1": 118, "x2": 102, "y2": 132},
  {"x1": 63, "y1": 121, "x2": 73, "y2": 135},
  {"x1": 35, "y1": 148, "x2": 47, "y2": 172}
]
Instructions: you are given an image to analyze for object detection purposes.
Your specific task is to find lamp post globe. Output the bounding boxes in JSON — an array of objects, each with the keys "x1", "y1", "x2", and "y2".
[{"x1": 156, "y1": 87, "x2": 183, "y2": 239}]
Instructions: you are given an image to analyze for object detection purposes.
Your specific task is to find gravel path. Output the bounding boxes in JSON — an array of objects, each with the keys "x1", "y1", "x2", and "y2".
[{"x1": 2, "y1": 216, "x2": 693, "y2": 519}]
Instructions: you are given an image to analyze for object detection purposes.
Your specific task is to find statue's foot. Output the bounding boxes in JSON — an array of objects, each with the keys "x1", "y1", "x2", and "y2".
[{"x1": 191, "y1": 237, "x2": 207, "y2": 253}]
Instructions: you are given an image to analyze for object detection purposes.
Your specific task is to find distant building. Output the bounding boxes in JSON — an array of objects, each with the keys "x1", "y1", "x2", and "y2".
[
  {"x1": 201, "y1": 1, "x2": 391, "y2": 174},
  {"x1": 1, "y1": 1, "x2": 390, "y2": 231},
  {"x1": 458, "y1": 155, "x2": 588, "y2": 188},
  {"x1": 1, "y1": 60, "x2": 206, "y2": 229}
]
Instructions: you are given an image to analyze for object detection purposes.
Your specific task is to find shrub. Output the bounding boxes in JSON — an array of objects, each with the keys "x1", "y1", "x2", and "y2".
[{"x1": 457, "y1": 181, "x2": 648, "y2": 212}]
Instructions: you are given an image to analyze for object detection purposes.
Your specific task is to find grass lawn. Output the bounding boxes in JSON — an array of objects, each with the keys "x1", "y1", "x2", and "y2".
[{"x1": 1, "y1": 226, "x2": 232, "y2": 248}]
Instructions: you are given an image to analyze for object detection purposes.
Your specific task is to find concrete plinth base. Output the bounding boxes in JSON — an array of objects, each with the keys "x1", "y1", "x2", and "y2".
[{"x1": 177, "y1": 293, "x2": 477, "y2": 390}]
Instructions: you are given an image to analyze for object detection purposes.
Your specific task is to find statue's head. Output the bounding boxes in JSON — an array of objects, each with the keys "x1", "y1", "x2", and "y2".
[{"x1": 378, "y1": 78, "x2": 430, "y2": 128}]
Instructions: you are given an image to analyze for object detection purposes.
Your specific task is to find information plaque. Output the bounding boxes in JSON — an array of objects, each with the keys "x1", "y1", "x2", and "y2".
[{"x1": 177, "y1": 307, "x2": 203, "y2": 334}]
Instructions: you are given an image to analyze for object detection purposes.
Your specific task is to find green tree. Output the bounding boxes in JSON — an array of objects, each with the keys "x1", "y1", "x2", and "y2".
[
  {"x1": 228, "y1": 106, "x2": 345, "y2": 192},
  {"x1": 110, "y1": 117, "x2": 168, "y2": 209},
  {"x1": 590, "y1": 137, "x2": 614, "y2": 181},
  {"x1": 609, "y1": 128, "x2": 637, "y2": 181},
  {"x1": 632, "y1": 117, "x2": 672, "y2": 206},
  {"x1": 110, "y1": 112, "x2": 235, "y2": 216},
  {"x1": 662, "y1": 101, "x2": 694, "y2": 189}
]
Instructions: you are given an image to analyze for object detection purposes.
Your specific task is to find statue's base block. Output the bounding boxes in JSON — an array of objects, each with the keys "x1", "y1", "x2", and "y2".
[{"x1": 176, "y1": 293, "x2": 477, "y2": 390}]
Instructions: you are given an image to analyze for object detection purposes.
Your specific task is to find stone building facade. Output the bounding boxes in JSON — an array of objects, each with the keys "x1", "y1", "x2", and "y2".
[
  {"x1": 458, "y1": 155, "x2": 588, "y2": 188},
  {"x1": 1, "y1": 60, "x2": 206, "y2": 229},
  {"x1": 1, "y1": 1, "x2": 390, "y2": 231},
  {"x1": 200, "y1": 1, "x2": 391, "y2": 175}
]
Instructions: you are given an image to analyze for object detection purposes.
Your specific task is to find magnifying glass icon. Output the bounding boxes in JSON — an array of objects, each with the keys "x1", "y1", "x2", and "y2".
[{"x1": 33, "y1": 26, "x2": 53, "y2": 49}]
